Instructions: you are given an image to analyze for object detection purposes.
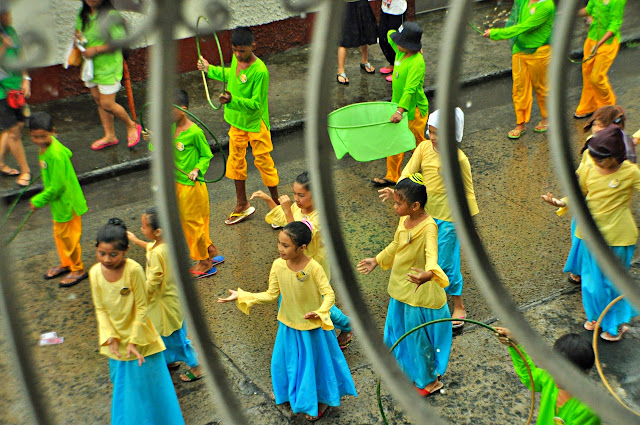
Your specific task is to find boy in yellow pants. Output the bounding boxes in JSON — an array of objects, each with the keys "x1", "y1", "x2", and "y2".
[
  {"x1": 198, "y1": 26, "x2": 280, "y2": 225},
  {"x1": 29, "y1": 112, "x2": 88, "y2": 288}
]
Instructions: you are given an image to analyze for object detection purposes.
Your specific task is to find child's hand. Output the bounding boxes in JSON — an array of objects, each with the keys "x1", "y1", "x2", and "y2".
[
  {"x1": 304, "y1": 311, "x2": 320, "y2": 320},
  {"x1": 1, "y1": 33, "x2": 13, "y2": 48},
  {"x1": 197, "y1": 56, "x2": 209, "y2": 71},
  {"x1": 541, "y1": 192, "x2": 566, "y2": 207},
  {"x1": 278, "y1": 195, "x2": 292, "y2": 210},
  {"x1": 633, "y1": 137, "x2": 638, "y2": 146},
  {"x1": 107, "y1": 338, "x2": 121, "y2": 358},
  {"x1": 378, "y1": 188, "x2": 394, "y2": 203},
  {"x1": 126, "y1": 231, "x2": 139, "y2": 243},
  {"x1": 493, "y1": 327, "x2": 516, "y2": 346},
  {"x1": 29, "y1": 202, "x2": 38, "y2": 212},
  {"x1": 219, "y1": 91, "x2": 232, "y2": 104},
  {"x1": 217, "y1": 289, "x2": 238, "y2": 303},
  {"x1": 483, "y1": 29, "x2": 491, "y2": 38},
  {"x1": 21, "y1": 78, "x2": 31, "y2": 99},
  {"x1": 188, "y1": 169, "x2": 199, "y2": 181},
  {"x1": 406, "y1": 267, "x2": 433, "y2": 292},
  {"x1": 390, "y1": 112, "x2": 403, "y2": 123},
  {"x1": 250, "y1": 190, "x2": 271, "y2": 202},
  {"x1": 126, "y1": 343, "x2": 145, "y2": 366},
  {"x1": 357, "y1": 258, "x2": 378, "y2": 275},
  {"x1": 83, "y1": 46, "x2": 100, "y2": 59}
]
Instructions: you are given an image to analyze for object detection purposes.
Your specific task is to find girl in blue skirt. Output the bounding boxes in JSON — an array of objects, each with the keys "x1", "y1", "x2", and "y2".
[
  {"x1": 127, "y1": 207, "x2": 203, "y2": 382},
  {"x1": 218, "y1": 221, "x2": 357, "y2": 421},
  {"x1": 358, "y1": 174, "x2": 452, "y2": 396},
  {"x1": 543, "y1": 125, "x2": 639, "y2": 341},
  {"x1": 90, "y1": 218, "x2": 185, "y2": 425}
]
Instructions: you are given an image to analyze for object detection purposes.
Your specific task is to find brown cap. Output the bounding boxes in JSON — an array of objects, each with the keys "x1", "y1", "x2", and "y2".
[{"x1": 583, "y1": 105, "x2": 626, "y2": 132}]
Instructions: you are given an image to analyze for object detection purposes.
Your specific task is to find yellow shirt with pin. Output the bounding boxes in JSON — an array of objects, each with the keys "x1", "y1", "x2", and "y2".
[
  {"x1": 236, "y1": 258, "x2": 335, "y2": 331},
  {"x1": 145, "y1": 242, "x2": 184, "y2": 337},
  {"x1": 90, "y1": 259, "x2": 165, "y2": 360},
  {"x1": 265, "y1": 206, "x2": 331, "y2": 280},
  {"x1": 376, "y1": 216, "x2": 450, "y2": 309},
  {"x1": 557, "y1": 160, "x2": 640, "y2": 246},
  {"x1": 402, "y1": 141, "x2": 479, "y2": 222}
]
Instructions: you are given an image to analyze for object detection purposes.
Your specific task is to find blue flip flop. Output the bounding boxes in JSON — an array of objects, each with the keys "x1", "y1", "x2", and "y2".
[
  {"x1": 211, "y1": 255, "x2": 225, "y2": 266},
  {"x1": 193, "y1": 266, "x2": 217, "y2": 279}
]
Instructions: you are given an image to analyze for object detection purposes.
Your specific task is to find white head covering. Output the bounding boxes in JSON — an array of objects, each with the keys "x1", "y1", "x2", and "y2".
[{"x1": 426, "y1": 107, "x2": 465, "y2": 143}]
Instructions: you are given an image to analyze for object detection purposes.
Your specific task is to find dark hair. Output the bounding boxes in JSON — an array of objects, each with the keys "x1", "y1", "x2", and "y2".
[
  {"x1": 395, "y1": 176, "x2": 428, "y2": 208},
  {"x1": 96, "y1": 218, "x2": 129, "y2": 251},
  {"x1": 282, "y1": 221, "x2": 312, "y2": 248},
  {"x1": 231, "y1": 26, "x2": 254, "y2": 47},
  {"x1": 28, "y1": 112, "x2": 53, "y2": 132},
  {"x1": 175, "y1": 89, "x2": 189, "y2": 109},
  {"x1": 553, "y1": 333, "x2": 595, "y2": 373},
  {"x1": 145, "y1": 206, "x2": 160, "y2": 231},
  {"x1": 295, "y1": 171, "x2": 311, "y2": 191},
  {"x1": 80, "y1": 0, "x2": 115, "y2": 32}
]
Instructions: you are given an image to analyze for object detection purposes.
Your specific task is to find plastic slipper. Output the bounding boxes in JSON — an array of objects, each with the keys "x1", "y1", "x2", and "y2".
[
  {"x1": 379, "y1": 67, "x2": 393, "y2": 75},
  {"x1": 271, "y1": 223, "x2": 282, "y2": 230},
  {"x1": 306, "y1": 405, "x2": 330, "y2": 422},
  {"x1": 91, "y1": 139, "x2": 119, "y2": 151},
  {"x1": 58, "y1": 272, "x2": 89, "y2": 288},
  {"x1": 600, "y1": 325, "x2": 629, "y2": 342},
  {"x1": 0, "y1": 165, "x2": 19, "y2": 177},
  {"x1": 584, "y1": 320, "x2": 596, "y2": 331},
  {"x1": 338, "y1": 332, "x2": 353, "y2": 350},
  {"x1": 567, "y1": 274, "x2": 581, "y2": 285},
  {"x1": 44, "y1": 266, "x2": 71, "y2": 280},
  {"x1": 534, "y1": 122, "x2": 548, "y2": 133},
  {"x1": 180, "y1": 369, "x2": 205, "y2": 382},
  {"x1": 360, "y1": 62, "x2": 375, "y2": 74},
  {"x1": 452, "y1": 316, "x2": 465, "y2": 329},
  {"x1": 225, "y1": 206, "x2": 256, "y2": 225},
  {"x1": 371, "y1": 177, "x2": 396, "y2": 188},
  {"x1": 574, "y1": 112, "x2": 593, "y2": 119},
  {"x1": 211, "y1": 255, "x2": 225, "y2": 266},
  {"x1": 128, "y1": 124, "x2": 142, "y2": 148},
  {"x1": 414, "y1": 381, "x2": 443, "y2": 398},
  {"x1": 508, "y1": 129, "x2": 526, "y2": 139},
  {"x1": 195, "y1": 266, "x2": 217, "y2": 279},
  {"x1": 336, "y1": 73, "x2": 349, "y2": 85},
  {"x1": 385, "y1": 74, "x2": 393, "y2": 82}
]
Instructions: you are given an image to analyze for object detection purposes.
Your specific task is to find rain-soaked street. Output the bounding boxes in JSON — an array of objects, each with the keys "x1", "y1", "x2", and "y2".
[{"x1": 2, "y1": 2, "x2": 640, "y2": 424}]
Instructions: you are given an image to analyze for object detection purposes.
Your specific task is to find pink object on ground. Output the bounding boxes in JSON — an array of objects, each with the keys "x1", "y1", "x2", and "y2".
[
  {"x1": 386, "y1": 74, "x2": 393, "y2": 82},
  {"x1": 380, "y1": 67, "x2": 393, "y2": 75}
]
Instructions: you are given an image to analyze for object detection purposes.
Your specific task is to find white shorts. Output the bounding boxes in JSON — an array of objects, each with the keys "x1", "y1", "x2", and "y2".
[{"x1": 85, "y1": 80, "x2": 122, "y2": 95}]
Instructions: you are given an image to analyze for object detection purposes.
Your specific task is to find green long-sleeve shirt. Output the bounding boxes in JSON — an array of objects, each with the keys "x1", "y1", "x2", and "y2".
[
  {"x1": 31, "y1": 137, "x2": 88, "y2": 223},
  {"x1": 509, "y1": 345, "x2": 601, "y2": 425},
  {"x1": 490, "y1": 0, "x2": 555, "y2": 54},
  {"x1": 172, "y1": 123, "x2": 213, "y2": 186},
  {"x1": 207, "y1": 55, "x2": 270, "y2": 132},
  {"x1": 586, "y1": 0, "x2": 626, "y2": 44},
  {"x1": 388, "y1": 30, "x2": 429, "y2": 121}
]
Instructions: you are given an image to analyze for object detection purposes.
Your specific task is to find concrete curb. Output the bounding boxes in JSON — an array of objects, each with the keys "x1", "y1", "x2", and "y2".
[{"x1": 3, "y1": 33, "x2": 639, "y2": 203}]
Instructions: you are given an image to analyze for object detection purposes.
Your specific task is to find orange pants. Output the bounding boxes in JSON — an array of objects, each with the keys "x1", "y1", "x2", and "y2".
[
  {"x1": 576, "y1": 38, "x2": 619, "y2": 116},
  {"x1": 226, "y1": 121, "x2": 279, "y2": 187},
  {"x1": 385, "y1": 108, "x2": 428, "y2": 183},
  {"x1": 512, "y1": 45, "x2": 550, "y2": 124},
  {"x1": 53, "y1": 213, "x2": 83, "y2": 272},
  {"x1": 176, "y1": 181, "x2": 213, "y2": 261}
]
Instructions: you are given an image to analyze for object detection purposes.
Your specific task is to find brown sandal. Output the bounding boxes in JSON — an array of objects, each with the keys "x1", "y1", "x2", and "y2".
[{"x1": 1, "y1": 165, "x2": 19, "y2": 176}]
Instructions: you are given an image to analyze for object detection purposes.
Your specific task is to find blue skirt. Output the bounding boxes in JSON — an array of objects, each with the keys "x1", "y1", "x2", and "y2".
[
  {"x1": 383, "y1": 298, "x2": 452, "y2": 389},
  {"x1": 161, "y1": 321, "x2": 199, "y2": 368},
  {"x1": 563, "y1": 217, "x2": 582, "y2": 276},
  {"x1": 271, "y1": 322, "x2": 357, "y2": 416},
  {"x1": 109, "y1": 352, "x2": 185, "y2": 425},
  {"x1": 434, "y1": 219, "x2": 463, "y2": 296},
  {"x1": 579, "y1": 242, "x2": 637, "y2": 336}
]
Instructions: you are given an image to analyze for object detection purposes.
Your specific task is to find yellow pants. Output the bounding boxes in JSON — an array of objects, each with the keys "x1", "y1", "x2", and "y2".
[
  {"x1": 176, "y1": 181, "x2": 213, "y2": 261},
  {"x1": 576, "y1": 38, "x2": 619, "y2": 115},
  {"x1": 385, "y1": 108, "x2": 428, "y2": 183},
  {"x1": 226, "y1": 121, "x2": 280, "y2": 187},
  {"x1": 53, "y1": 213, "x2": 83, "y2": 272},
  {"x1": 512, "y1": 45, "x2": 550, "y2": 124}
]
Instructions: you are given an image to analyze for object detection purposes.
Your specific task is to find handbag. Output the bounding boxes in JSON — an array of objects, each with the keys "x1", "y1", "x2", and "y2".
[
  {"x1": 6, "y1": 90, "x2": 25, "y2": 109},
  {"x1": 67, "y1": 45, "x2": 83, "y2": 67}
]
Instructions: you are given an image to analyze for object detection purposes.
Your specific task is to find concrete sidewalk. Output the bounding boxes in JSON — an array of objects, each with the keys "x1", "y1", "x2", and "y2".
[{"x1": 2, "y1": 0, "x2": 640, "y2": 199}]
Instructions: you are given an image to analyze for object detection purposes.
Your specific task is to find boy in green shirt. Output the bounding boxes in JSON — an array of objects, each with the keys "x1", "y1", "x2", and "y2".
[
  {"x1": 173, "y1": 90, "x2": 221, "y2": 277},
  {"x1": 495, "y1": 327, "x2": 601, "y2": 425},
  {"x1": 28, "y1": 112, "x2": 88, "y2": 288},
  {"x1": 197, "y1": 26, "x2": 280, "y2": 225}
]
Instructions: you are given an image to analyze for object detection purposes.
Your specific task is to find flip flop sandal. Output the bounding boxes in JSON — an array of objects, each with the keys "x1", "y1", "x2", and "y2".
[
  {"x1": 211, "y1": 255, "x2": 225, "y2": 266},
  {"x1": 180, "y1": 369, "x2": 205, "y2": 382},
  {"x1": 44, "y1": 266, "x2": 71, "y2": 280},
  {"x1": 360, "y1": 62, "x2": 375, "y2": 74},
  {"x1": 385, "y1": 74, "x2": 393, "y2": 82},
  {"x1": 336, "y1": 73, "x2": 349, "y2": 85},
  {"x1": 194, "y1": 266, "x2": 217, "y2": 279},
  {"x1": 567, "y1": 274, "x2": 581, "y2": 285},
  {"x1": 271, "y1": 223, "x2": 282, "y2": 230},
  {"x1": 534, "y1": 123, "x2": 548, "y2": 133},
  {"x1": 508, "y1": 129, "x2": 526, "y2": 139},
  {"x1": 58, "y1": 272, "x2": 89, "y2": 288},
  {"x1": 574, "y1": 112, "x2": 593, "y2": 119},
  {"x1": 0, "y1": 165, "x2": 20, "y2": 177},
  {"x1": 600, "y1": 325, "x2": 629, "y2": 342},
  {"x1": 338, "y1": 332, "x2": 354, "y2": 350},
  {"x1": 16, "y1": 172, "x2": 31, "y2": 187},
  {"x1": 128, "y1": 124, "x2": 143, "y2": 148},
  {"x1": 452, "y1": 316, "x2": 466, "y2": 329},
  {"x1": 91, "y1": 139, "x2": 119, "y2": 151},
  {"x1": 584, "y1": 320, "x2": 596, "y2": 331},
  {"x1": 306, "y1": 406, "x2": 330, "y2": 422},
  {"x1": 371, "y1": 178, "x2": 396, "y2": 188},
  {"x1": 379, "y1": 67, "x2": 393, "y2": 75},
  {"x1": 225, "y1": 206, "x2": 256, "y2": 225},
  {"x1": 414, "y1": 381, "x2": 443, "y2": 398}
]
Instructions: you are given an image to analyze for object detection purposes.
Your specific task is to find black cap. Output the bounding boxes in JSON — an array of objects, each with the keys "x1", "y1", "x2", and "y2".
[{"x1": 390, "y1": 22, "x2": 423, "y2": 52}]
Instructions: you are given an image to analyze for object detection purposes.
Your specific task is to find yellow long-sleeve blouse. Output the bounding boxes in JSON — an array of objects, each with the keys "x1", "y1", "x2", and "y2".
[
  {"x1": 402, "y1": 141, "x2": 479, "y2": 222},
  {"x1": 265, "y1": 205, "x2": 331, "y2": 280},
  {"x1": 236, "y1": 258, "x2": 335, "y2": 331},
  {"x1": 145, "y1": 242, "x2": 184, "y2": 337},
  {"x1": 89, "y1": 259, "x2": 165, "y2": 360},
  {"x1": 557, "y1": 160, "x2": 640, "y2": 246},
  {"x1": 376, "y1": 216, "x2": 450, "y2": 309}
]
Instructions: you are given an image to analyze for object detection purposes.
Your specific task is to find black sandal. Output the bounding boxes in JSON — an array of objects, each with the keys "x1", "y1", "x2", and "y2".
[
  {"x1": 360, "y1": 62, "x2": 375, "y2": 74},
  {"x1": 337, "y1": 73, "x2": 349, "y2": 85}
]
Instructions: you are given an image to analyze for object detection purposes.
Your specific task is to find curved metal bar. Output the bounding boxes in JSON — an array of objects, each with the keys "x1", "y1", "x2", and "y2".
[
  {"x1": 304, "y1": 1, "x2": 447, "y2": 424},
  {"x1": 0, "y1": 30, "x2": 50, "y2": 72},
  {"x1": 179, "y1": 0, "x2": 230, "y2": 34},
  {"x1": 281, "y1": 0, "x2": 320, "y2": 13},
  {"x1": 436, "y1": 0, "x2": 637, "y2": 423},
  {"x1": 549, "y1": 0, "x2": 640, "y2": 308},
  {"x1": 149, "y1": 1, "x2": 245, "y2": 423},
  {"x1": 96, "y1": 8, "x2": 158, "y2": 52}
]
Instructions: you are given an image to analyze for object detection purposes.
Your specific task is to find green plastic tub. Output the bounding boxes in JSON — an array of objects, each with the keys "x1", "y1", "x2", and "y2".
[{"x1": 327, "y1": 101, "x2": 416, "y2": 161}]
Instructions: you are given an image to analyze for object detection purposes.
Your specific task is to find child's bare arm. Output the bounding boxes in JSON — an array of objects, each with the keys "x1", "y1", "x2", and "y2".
[
  {"x1": 278, "y1": 195, "x2": 295, "y2": 223},
  {"x1": 250, "y1": 190, "x2": 278, "y2": 210},
  {"x1": 126, "y1": 231, "x2": 147, "y2": 249}
]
